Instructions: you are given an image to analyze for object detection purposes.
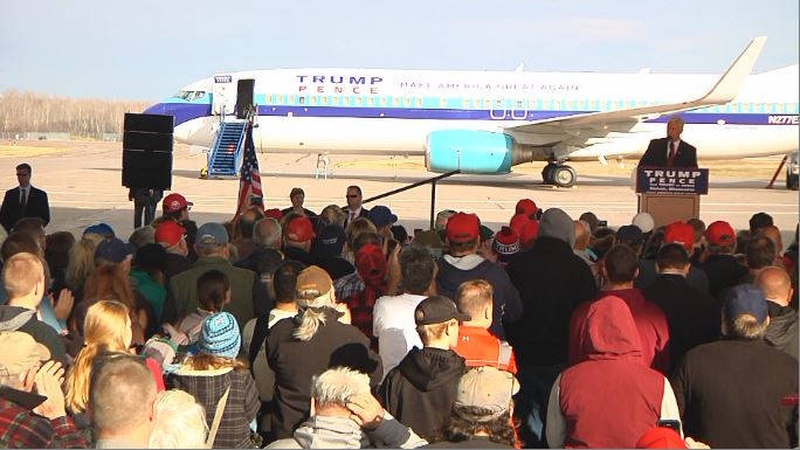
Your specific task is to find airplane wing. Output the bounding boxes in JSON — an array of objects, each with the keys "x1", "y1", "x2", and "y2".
[{"x1": 505, "y1": 36, "x2": 767, "y2": 148}]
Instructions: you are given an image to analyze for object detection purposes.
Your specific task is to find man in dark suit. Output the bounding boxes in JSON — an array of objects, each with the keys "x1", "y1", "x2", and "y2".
[
  {"x1": 638, "y1": 116, "x2": 698, "y2": 168},
  {"x1": 343, "y1": 185, "x2": 370, "y2": 229},
  {"x1": 0, "y1": 163, "x2": 50, "y2": 233}
]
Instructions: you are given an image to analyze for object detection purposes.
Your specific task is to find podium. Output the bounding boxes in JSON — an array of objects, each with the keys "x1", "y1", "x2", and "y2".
[{"x1": 636, "y1": 167, "x2": 709, "y2": 228}]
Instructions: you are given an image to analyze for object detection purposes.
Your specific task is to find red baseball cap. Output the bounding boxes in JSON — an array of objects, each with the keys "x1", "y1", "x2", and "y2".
[
  {"x1": 356, "y1": 243, "x2": 387, "y2": 284},
  {"x1": 162, "y1": 193, "x2": 193, "y2": 214},
  {"x1": 510, "y1": 213, "x2": 539, "y2": 248},
  {"x1": 154, "y1": 220, "x2": 186, "y2": 247},
  {"x1": 515, "y1": 198, "x2": 538, "y2": 217},
  {"x1": 286, "y1": 216, "x2": 315, "y2": 242},
  {"x1": 446, "y1": 212, "x2": 480, "y2": 243},
  {"x1": 664, "y1": 221, "x2": 694, "y2": 251},
  {"x1": 635, "y1": 427, "x2": 687, "y2": 449},
  {"x1": 706, "y1": 220, "x2": 736, "y2": 246}
]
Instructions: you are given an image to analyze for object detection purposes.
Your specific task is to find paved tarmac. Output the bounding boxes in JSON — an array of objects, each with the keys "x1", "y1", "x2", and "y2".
[{"x1": 0, "y1": 141, "x2": 797, "y2": 244}]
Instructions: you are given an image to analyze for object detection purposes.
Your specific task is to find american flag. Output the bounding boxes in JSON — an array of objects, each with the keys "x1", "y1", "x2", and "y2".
[{"x1": 235, "y1": 122, "x2": 263, "y2": 216}]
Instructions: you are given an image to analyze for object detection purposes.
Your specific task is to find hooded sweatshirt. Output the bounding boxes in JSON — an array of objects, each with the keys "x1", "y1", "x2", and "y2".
[
  {"x1": 546, "y1": 296, "x2": 680, "y2": 448},
  {"x1": 568, "y1": 289, "x2": 670, "y2": 373},
  {"x1": 436, "y1": 255, "x2": 522, "y2": 340},
  {"x1": 379, "y1": 347, "x2": 466, "y2": 440},
  {"x1": 0, "y1": 305, "x2": 67, "y2": 365}
]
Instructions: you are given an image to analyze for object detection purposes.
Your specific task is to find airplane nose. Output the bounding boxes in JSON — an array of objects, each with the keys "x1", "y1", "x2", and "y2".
[{"x1": 143, "y1": 103, "x2": 166, "y2": 115}]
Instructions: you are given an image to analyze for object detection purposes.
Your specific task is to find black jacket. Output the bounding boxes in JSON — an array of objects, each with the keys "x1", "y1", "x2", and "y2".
[
  {"x1": 697, "y1": 254, "x2": 747, "y2": 299},
  {"x1": 644, "y1": 274, "x2": 721, "y2": 372},
  {"x1": 379, "y1": 347, "x2": 466, "y2": 440},
  {"x1": 635, "y1": 259, "x2": 710, "y2": 293},
  {"x1": 0, "y1": 186, "x2": 50, "y2": 233},
  {"x1": 505, "y1": 237, "x2": 597, "y2": 367},
  {"x1": 267, "y1": 307, "x2": 382, "y2": 439},
  {"x1": 638, "y1": 137, "x2": 698, "y2": 168},
  {"x1": 766, "y1": 301, "x2": 799, "y2": 360},
  {"x1": 436, "y1": 257, "x2": 522, "y2": 340},
  {"x1": 670, "y1": 339, "x2": 798, "y2": 448}
]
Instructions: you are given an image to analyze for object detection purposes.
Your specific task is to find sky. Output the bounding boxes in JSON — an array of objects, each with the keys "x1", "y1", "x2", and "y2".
[{"x1": 1, "y1": 0, "x2": 797, "y2": 101}]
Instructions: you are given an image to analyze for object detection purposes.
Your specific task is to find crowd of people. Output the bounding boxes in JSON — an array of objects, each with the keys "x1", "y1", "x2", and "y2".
[{"x1": 0, "y1": 162, "x2": 798, "y2": 449}]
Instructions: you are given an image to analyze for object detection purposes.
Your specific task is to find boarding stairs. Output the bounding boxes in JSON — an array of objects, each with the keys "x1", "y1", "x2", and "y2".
[{"x1": 207, "y1": 120, "x2": 247, "y2": 178}]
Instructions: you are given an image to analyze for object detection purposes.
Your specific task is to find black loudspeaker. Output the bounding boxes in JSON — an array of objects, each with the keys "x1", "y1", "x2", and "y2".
[{"x1": 122, "y1": 113, "x2": 174, "y2": 190}]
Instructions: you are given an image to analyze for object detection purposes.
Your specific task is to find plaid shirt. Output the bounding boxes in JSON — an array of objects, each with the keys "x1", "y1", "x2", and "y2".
[
  {"x1": 0, "y1": 388, "x2": 89, "y2": 448},
  {"x1": 334, "y1": 272, "x2": 364, "y2": 302}
]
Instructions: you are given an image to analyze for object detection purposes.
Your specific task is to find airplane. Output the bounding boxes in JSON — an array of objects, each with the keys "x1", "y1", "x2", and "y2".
[{"x1": 143, "y1": 36, "x2": 798, "y2": 187}]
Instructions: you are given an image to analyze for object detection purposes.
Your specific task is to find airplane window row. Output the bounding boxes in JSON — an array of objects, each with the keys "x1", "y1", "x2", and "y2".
[{"x1": 260, "y1": 93, "x2": 795, "y2": 114}]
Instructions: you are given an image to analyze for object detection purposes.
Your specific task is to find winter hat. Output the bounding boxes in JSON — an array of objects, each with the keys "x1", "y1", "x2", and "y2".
[
  {"x1": 198, "y1": 312, "x2": 241, "y2": 359},
  {"x1": 493, "y1": 226, "x2": 520, "y2": 262},
  {"x1": 539, "y1": 208, "x2": 575, "y2": 247}
]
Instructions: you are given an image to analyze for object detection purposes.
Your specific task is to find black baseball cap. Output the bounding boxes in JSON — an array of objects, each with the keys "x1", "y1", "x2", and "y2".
[{"x1": 415, "y1": 295, "x2": 471, "y2": 325}]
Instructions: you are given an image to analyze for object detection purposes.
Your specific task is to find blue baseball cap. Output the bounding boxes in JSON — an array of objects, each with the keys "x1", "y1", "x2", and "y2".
[
  {"x1": 94, "y1": 238, "x2": 135, "y2": 264},
  {"x1": 723, "y1": 284, "x2": 769, "y2": 323},
  {"x1": 369, "y1": 205, "x2": 398, "y2": 228},
  {"x1": 84, "y1": 223, "x2": 115, "y2": 238}
]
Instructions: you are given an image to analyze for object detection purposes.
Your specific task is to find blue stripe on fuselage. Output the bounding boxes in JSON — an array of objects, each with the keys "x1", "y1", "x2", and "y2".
[
  {"x1": 143, "y1": 103, "x2": 211, "y2": 126},
  {"x1": 150, "y1": 102, "x2": 795, "y2": 127}
]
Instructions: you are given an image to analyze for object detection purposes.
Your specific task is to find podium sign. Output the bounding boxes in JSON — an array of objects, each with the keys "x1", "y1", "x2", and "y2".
[
  {"x1": 636, "y1": 168, "x2": 709, "y2": 194},
  {"x1": 636, "y1": 167, "x2": 709, "y2": 228}
]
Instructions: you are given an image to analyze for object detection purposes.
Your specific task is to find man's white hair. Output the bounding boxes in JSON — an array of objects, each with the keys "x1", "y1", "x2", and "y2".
[
  {"x1": 148, "y1": 390, "x2": 208, "y2": 448},
  {"x1": 311, "y1": 367, "x2": 371, "y2": 408}
]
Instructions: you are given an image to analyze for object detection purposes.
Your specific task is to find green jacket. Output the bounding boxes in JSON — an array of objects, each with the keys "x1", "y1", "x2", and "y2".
[{"x1": 169, "y1": 256, "x2": 269, "y2": 328}]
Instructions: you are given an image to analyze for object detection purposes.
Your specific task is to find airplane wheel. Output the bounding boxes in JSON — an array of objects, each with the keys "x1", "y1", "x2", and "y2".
[
  {"x1": 542, "y1": 163, "x2": 558, "y2": 184},
  {"x1": 553, "y1": 165, "x2": 577, "y2": 188}
]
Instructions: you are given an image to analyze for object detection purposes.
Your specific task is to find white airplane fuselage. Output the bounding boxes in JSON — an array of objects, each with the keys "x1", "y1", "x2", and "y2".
[{"x1": 144, "y1": 64, "x2": 799, "y2": 167}]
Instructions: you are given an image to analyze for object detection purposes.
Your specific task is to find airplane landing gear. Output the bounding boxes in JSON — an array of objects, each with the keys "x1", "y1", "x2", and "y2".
[{"x1": 542, "y1": 162, "x2": 577, "y2": 188}]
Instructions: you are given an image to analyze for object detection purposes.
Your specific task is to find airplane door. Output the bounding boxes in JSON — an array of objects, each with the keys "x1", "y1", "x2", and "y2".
[
  {"x1": 211, "y1": 74, "x2": 236, "y2": 116},
  {"x1": 235, "y1": 79, "x2": 255, "y2": 119}
]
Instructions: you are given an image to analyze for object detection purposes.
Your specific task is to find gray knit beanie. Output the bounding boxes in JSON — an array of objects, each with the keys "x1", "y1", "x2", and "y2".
[{"x1": 538, "y1": 208, "x2": 575, "y2": 247}]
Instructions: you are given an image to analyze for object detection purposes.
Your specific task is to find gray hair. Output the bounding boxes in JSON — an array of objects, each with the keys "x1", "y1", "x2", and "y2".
[
  {"x1": 90, "y1": 354, "x2": 157, "y2": 434},
  {"x1": 149, "y1": 390, "x2": 208, "y2": 448},
  {"x1": 293, "y1": 290, "x2": 336, "y2": 341},
  {"x1": 311, "y1": 367, "x2": 371, "y2": 409},
  {"x1": 128, "y1": 226, "x2": 155, "y2": 249},
  {"x1": 253, "y1": 217, "x2": 282, "y2": 249}
]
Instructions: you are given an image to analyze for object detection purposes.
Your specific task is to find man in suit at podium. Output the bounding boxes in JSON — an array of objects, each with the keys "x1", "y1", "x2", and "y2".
[
  {"x1": 638, "y1": 116, "x2": 698, "y2": 168},
  {"x1": 0, "y1": 163, "x2": 50, "y2": 233}
]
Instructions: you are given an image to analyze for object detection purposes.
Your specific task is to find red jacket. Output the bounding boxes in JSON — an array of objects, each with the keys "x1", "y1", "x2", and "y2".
[
  {"x1": 569, "y1": 288, "x2": 670, "y2": 373},
  {"x1": 549, "y1": 296, "x2": 673, "y2": 448},
  {"x1": 454, "y1": 326, "x2": 517, "y2": 374}
]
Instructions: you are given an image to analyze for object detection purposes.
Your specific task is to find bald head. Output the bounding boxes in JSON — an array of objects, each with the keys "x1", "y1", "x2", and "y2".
[{"x1": 755, "y1": 266, "x2": 793, "y2": 306}]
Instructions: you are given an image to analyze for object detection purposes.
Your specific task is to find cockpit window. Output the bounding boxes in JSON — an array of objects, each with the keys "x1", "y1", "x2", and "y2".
[{"x1": 173, "y1": 90, "x2": 207, "y2": 101}]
